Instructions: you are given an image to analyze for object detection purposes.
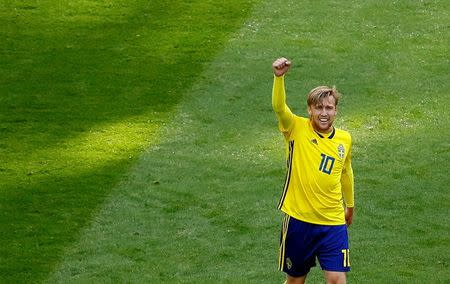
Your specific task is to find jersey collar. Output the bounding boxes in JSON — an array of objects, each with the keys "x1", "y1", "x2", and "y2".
[{"x1": 314, "y1": 127, "x2": 335, "y2": 139}]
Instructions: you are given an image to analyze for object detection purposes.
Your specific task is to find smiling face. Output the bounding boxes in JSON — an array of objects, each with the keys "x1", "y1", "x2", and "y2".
[
  {"x1": 308, "y1": 95, "x2": 337, "y2": 133},
  {"x1": 306, "y1": 86, "x2": 340, "y2": 133}
]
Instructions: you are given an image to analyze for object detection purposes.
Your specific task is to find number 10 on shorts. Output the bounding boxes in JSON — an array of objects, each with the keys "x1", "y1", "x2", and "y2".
[{"x1": 341, "y1": 249, "x2": 351, "y2": 267}]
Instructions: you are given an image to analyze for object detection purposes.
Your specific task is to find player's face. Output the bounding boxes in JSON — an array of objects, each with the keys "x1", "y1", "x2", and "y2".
[{"x1": 308, "y1": 96, "x2": 337, "y2": 133}]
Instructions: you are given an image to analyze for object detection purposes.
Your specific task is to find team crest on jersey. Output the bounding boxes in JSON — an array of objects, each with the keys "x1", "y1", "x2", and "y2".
[
  {"x1": 310, "y1": 138, "x2": 318, "y2": 145},
  {"x1": 338, "y1": 144, "x2": 345, "y2": 159}
]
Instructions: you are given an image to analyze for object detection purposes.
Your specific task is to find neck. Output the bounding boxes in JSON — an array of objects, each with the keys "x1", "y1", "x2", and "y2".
[{"x1": 311, "y1": 123, "x2": 334, "y2": 134}]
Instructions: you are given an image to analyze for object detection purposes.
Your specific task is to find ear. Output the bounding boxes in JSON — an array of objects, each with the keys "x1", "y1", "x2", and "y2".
[{"x1": 307, "y1": 105, "x2": 312, "y2": 116}]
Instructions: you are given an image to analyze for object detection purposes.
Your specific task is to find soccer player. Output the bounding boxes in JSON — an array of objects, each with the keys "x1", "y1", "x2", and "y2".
[{"x1": 272, "y1": 57, "x2": 354, "y2": 284}]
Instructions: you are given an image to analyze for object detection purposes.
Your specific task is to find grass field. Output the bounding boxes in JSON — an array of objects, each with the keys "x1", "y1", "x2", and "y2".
[{"x1": 1, "y1": 0, "x2": 449, "y2": 283}]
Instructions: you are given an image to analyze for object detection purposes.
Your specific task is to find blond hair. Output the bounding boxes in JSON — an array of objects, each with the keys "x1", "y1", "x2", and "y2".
[{"x1": 307, "y1": 86, "x2": 341, "y2": 106}]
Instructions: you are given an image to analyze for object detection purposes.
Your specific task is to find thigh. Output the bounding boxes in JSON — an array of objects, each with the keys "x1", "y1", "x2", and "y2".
[
  {"x1": 316, "y1": 225, "x2": 350, "y2": 272},
  {"x1": 279, "y1": 215, "x2": 318, "y2": 277}
]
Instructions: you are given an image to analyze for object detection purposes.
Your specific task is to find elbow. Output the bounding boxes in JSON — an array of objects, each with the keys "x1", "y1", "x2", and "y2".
[{"x1": 272, "y1": 102, "x2": 284, "y2": 113}]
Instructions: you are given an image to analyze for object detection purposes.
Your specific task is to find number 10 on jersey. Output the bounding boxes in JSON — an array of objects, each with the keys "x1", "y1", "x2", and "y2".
[{"x1": 319, "y1": 154, "x2": 335, "y2": 174}]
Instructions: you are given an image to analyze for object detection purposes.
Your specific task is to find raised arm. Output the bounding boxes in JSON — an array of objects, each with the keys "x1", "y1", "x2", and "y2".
[{"x1": 272, "y1": 58, "x2": 294, "y2": 132}]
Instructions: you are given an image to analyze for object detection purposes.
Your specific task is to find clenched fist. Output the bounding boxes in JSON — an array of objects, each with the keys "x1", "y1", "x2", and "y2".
[{"x1": 272, "y1": 57, "x2": 291, "y2": 77}]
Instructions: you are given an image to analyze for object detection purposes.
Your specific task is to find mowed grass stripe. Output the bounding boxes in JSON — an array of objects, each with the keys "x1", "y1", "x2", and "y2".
[
  {"x1": 46, "y1": 1, "x2": 286, "y2": 282},
  {"x1": 47, "y1": 0, "x2": 449, "y2": 283},
  {"x1": 4, "y1": 0, "x2": 449, "y2": 282},
  {"x1": 0, "y1": 0, "x2": 258, "y2": 282}
]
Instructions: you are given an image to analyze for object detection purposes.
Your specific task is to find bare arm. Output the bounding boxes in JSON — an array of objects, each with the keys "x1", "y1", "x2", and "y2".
[{"x1": 345, "y1": 207, "x2": 354, "y2": 227}]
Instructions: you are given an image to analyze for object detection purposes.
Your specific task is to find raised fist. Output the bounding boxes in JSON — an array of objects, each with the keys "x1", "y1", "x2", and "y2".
[{"x1": 272, "y1": 57, "x2": 291, "y2": 77}]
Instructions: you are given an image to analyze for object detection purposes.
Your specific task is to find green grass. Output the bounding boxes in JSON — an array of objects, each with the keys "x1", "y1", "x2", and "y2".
[
  {"x1": 0, "y1": 0, "x2": 258, "y2": 282},
  {"x1": 2, "y1": 0, "x2": 450, "y2": 283}
]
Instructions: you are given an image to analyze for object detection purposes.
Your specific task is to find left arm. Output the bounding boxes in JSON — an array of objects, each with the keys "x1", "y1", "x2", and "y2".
[{"x1": 341, "y1": 144, "x2": 354, "y2": 226}]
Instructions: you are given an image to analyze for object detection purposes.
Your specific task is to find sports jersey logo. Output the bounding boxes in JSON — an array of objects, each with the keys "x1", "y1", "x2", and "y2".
[
  {"x1": 338, "y1": 144, "x2": 345, "y2": 159},
  {"x1": 310, "y1": 138, "x2": 318, "y2": 145}
]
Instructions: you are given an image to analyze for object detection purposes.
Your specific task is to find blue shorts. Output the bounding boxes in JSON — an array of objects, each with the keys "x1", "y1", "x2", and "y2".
[{"x1": 278, "y1": 214, "x2": 350, "y2": 277}]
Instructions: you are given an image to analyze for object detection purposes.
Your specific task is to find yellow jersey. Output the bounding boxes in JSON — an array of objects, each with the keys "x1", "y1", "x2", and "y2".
[{"x1": 273, "y1": 76, "x2": 354, "y2": 225}]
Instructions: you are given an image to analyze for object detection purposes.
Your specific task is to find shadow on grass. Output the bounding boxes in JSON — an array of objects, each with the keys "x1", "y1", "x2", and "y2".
[
  {"x1": 0, "y1": 0, "x2": 258, "y2": 282},
  {"x1": 0, "y1": 160, "x2": 131, "y2": 280}
]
